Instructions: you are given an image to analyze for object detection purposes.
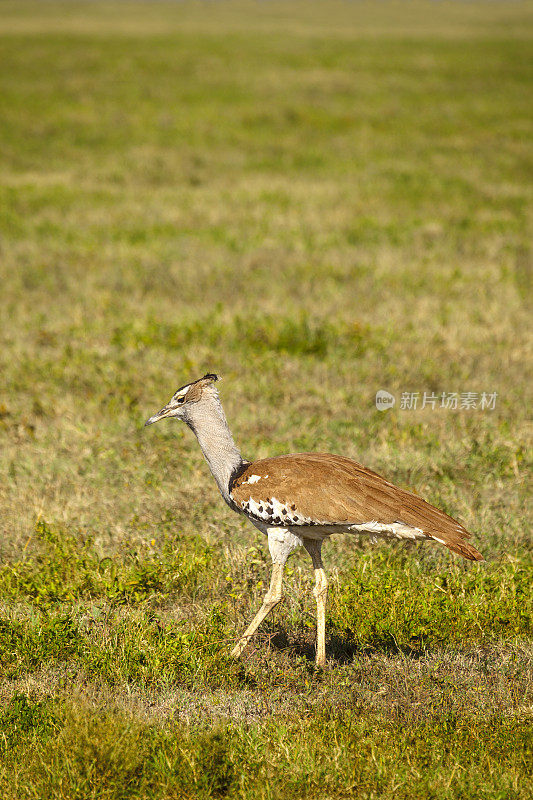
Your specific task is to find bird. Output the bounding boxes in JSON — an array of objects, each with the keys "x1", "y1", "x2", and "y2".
[{"x1": 145, "y1": 373, "x2": 483, "y2": 667}]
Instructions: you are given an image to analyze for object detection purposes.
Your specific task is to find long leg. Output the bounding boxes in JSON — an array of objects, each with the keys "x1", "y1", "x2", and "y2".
[
  {"x1": 303, "y1": 539, "x2": 328, "y2": 668},
  {"x1": 230, "y1": 562, "x2": 284, "y2": 658},
  {"x1": 231, "y1": 528, "x2": 302, "y2": 660}
]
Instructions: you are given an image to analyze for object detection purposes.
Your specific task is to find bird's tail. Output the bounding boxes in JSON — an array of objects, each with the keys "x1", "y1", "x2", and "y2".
[{"x1": 427, "y1": 531, "x2": 484, "y2": 561}]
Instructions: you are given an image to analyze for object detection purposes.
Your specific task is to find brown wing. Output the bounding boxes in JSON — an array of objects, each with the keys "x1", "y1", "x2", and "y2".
[{"x1": 231, "y1": 453, "x2": 483, "y2": 561}]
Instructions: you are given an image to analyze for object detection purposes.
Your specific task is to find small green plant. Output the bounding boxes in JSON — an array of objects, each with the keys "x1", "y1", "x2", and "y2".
[{"x1": 0, "y1": 692, "x2": 62, "y2": 753}]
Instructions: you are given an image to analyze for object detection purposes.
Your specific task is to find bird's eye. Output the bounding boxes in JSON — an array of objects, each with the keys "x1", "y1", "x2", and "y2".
[{"x1": 177, "y1": 397, "x2": 186, "y2": 404}]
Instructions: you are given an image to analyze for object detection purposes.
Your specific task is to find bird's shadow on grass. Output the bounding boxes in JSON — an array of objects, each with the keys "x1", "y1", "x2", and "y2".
[{"x1": 268, "y1": 627, "x2": 429, "y2": 664}]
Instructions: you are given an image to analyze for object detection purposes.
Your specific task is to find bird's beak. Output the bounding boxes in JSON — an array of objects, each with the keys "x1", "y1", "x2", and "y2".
[{"x1": 144, "y1": 401, "x2": 177, "y2": 427}]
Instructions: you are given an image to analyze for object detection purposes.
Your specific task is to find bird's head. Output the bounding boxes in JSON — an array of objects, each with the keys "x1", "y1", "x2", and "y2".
[{"x1": 144, "y1": 373, "x2": 219, "y2": 427}]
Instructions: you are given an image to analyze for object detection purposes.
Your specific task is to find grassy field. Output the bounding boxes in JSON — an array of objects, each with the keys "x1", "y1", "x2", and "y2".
[{"x1": 0, "y1": 1, "x2": 532, "y2": 797}]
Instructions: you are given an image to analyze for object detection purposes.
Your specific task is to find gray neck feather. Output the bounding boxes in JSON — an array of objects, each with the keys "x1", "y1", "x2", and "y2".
[{"x1": 185, "y1": 390, "x2": 244, "y2": 503}]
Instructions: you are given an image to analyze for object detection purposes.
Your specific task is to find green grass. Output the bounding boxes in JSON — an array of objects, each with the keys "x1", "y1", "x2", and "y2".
[
  {"x1": 0, "y1": 1, "x2": 532, "y2": 797},
  {"x1": 1, "y1": 701, "x2": 530, "y2": 800}
]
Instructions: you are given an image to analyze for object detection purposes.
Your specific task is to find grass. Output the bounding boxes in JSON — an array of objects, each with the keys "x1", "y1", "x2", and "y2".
[
  {"x1": 1, "y1": 701, "x2": 530, "y2": 800},
  {"x1": 0, "y1": 1, "x2": 532, "y2": 797}
]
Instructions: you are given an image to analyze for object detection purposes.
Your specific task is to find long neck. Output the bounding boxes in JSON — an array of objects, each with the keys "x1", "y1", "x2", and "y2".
[{"x1": 185, "y1": 391, "x2": 245, "y2": 503}]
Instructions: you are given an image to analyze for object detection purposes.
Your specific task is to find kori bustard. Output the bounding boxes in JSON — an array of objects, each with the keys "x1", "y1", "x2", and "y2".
[{"x1": 145, "y1": 374, "x2": 483, "y2": 667}]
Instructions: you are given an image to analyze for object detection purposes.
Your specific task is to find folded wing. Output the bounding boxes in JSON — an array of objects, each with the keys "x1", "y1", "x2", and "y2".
[{"x1": 231, "y1": 453, "x2": 483, "y2": 561}]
